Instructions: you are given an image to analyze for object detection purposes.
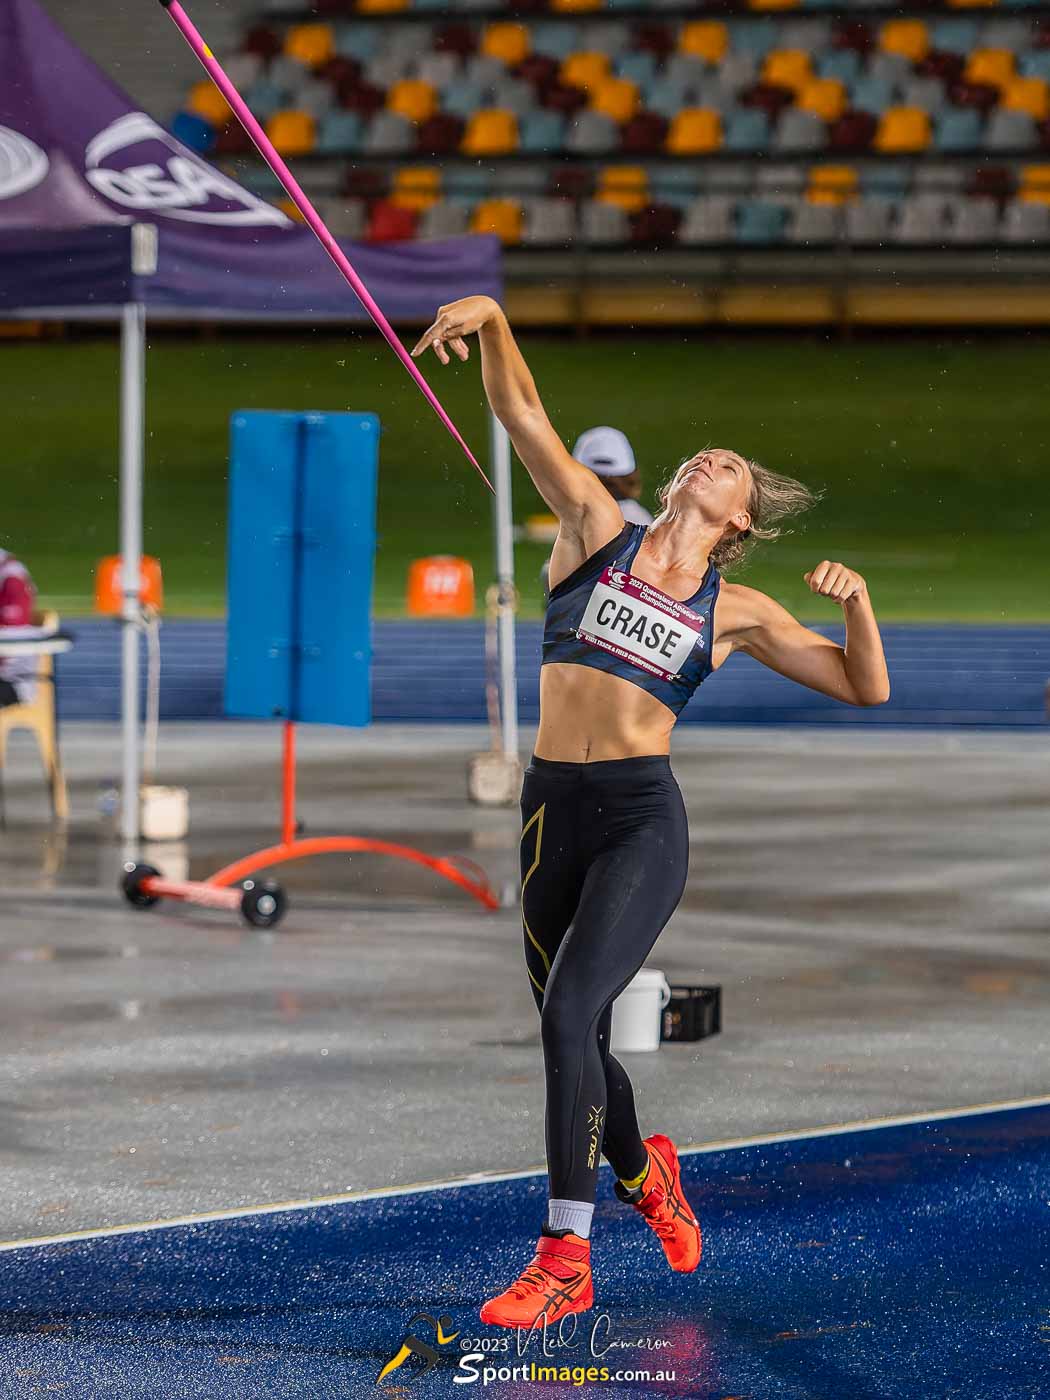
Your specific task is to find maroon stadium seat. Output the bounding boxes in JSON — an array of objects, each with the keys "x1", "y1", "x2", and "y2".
[
  {"x1": 339, "y1": 82, "x2": 386, "y2": 117},
  {"x1": 516, "y1": 54, "x2": 560, "y2": 90},
  {"x1": 828, "y1": 111, "x2": 877, "y2": 152},
  {"x1": 917, "y1": 51, "x2": 964, "y2": 84},
  {"x1": 831, "y1": 21, "x2": 873, "y2": 56},
  {"x1": 633, "y1": 24, "x2": 676, "y2": 60},
  {"x1": 435, "y1": 24, "x2": 476, "y2": 58},
  {"x1": 321, "y1": 57, "x2": 363, "y2": 90},
  {"x1": 541, "y1": 83, "x2": 588, "y2": 116},
  {"x1": 620, "y1": 113, "x2": 669, "y2": 155},
  {"x1": 242, "y1": 25, "x2": 282, "y2": 61},
  {"x1": 740, "y1": 83, "x2": 796, "y2": 118},
  {"x1": 343, "y1": 168, "x2": 388, "y2": 200},
  {"x1": 214, "y1": 122, "x2": 253, "y2": 156},
  {"x1": 416, "y1": 114, "x2": 465, "y2": 157},
  {"x1": 949, "y1": 82, "x2": 1000, "y2": 114},
  {"x1": 630, "y1": 204, "x2": 682, "y2": 248},
  {"x1": 549, "y1": 166, "x2": 592, "y2": 200}
]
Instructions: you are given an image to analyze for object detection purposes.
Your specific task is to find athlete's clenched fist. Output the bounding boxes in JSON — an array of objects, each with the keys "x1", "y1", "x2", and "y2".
[{"x1": 803, "y1": 560, "x2": 867, "y2": 605}]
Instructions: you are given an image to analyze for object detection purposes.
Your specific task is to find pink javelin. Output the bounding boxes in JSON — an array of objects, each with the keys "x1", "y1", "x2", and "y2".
[{"x1": 158, "y1": 0, "x2": 493, "y2": 493}]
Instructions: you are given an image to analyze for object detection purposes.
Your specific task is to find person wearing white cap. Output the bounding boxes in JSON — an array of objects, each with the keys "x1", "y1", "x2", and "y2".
[{"x1": 541, "y1": 427, "x2": 653, "y2": 599}]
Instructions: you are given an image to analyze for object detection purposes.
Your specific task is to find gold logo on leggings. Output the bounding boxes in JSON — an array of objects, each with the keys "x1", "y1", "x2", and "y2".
[{"x1": 586, "y1": 1105, "x2": 605, "y2": 1169}]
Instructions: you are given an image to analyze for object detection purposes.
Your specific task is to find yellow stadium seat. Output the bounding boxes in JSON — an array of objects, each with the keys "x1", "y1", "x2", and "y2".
[
  {"x1": 357, "y1": 0, "x2": 409, "y2": 12},
  {"x1": 879, "y1": 20, "x2": 929, "y2": 63},
  {"x1": 666, "y1": 108, "x2": 722, "y2": 155},
  {"x1": 807, "y1": 164, "x2": 858, "y2": 204},
  {"x1": 762, "y1": 50, "x2": 812, "y2": 93},
  {"x1": 482, "y1": 22, "x2": 530, "y2": 67},
  {"x1": 284, "y1": 23, "x2": 336, "y2": 68},
  {"x1": 946, "y1": 0, "x2": 996, "y2": 9},
  {"x1": 470, "y1": 199, "x2": 522, "y2": 243},
  {"x1": 748, "y1": 0, "x2": 801, "y2": 13},
  {"x1": 874, "y1": 107, "x2": 931, "y2": 153},
  {"x1": 392, "y1": 167, "x2": 442, "y2": 212},
  {"x1": 187, "y1": 80, "x2": 231, "y2": 127},
  {"x1": 461, "y1": 109, "x2": 519, "y2": 156},
  {"x1": 560, "y1": 51, "x2": 610, "y2": 91},
  {"x1": 265, "y1": 110, "x2": 317, "y2": 156},
  {"x1": 387, "y1": 79, "x2": 437, "y2": 124},
  {"x1": 680, "y1": 22, "x2": 728, "y2": 64},
  {"x1": 591, "y1": 77, "x2": 639, "y2": 124},
  {"x1": 597, "y1": 165, "x2": 648, "y2": 211},
  {"x1": 964, "y1": 49, "x2": 1014, "y2": 88},
  {"x1": 798, "y1": 78, "x2": 846, "y2": 122},
  {"x1": 1020, "y1": 166, "x2": 1050, "y2": 204},
  {"x1": 551, "y1": 0, "x2": 603, "y2": 11},
  {"x1": 1003, "y1": 77, "x2": 1050, "y2": 121}
]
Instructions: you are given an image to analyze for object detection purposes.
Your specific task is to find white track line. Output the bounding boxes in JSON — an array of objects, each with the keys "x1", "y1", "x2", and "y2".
[{"x1": 2, "y1": 1092, "x2": 1047, "y2": 1254}]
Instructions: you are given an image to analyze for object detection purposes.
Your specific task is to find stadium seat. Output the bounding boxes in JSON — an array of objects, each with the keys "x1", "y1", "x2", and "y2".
[
  {"x1": 387, "y1": 79, "x2": 437, "y2": 124},
  {"x1": 968, "y1": 164, "x2": 1016, "y2": 198},
  {"x1": 949, "y1": 196, "x2": 1000, "y2": 241},
  {"x1": 172, "y1": 111, "x2": 215, "y2": 154},
  {"x1": 266, "y1": 110, "x2": 317, "y2": 155},
  {"x1": 542, "y1": 82, "x2": 589, "y2": 116},
  {"x1": 566, "y1": 111, "x2": 619, "y2": 153},
  {"x1": 416, "y1": 113, "x2": 464, "y2": 155},
  {"x1": 520, "y1": 111, "x2": 566, "y2": 152},
  {"x1": 1021, "y1": 53, "x2": 1050, "y2": 82},
  {"x1": 790, "y1": 202, "x2": 842, "y2": 242},
  {"x1": 931, "y1": 17, "x2": 980, "y2": 55},
  {"x1": 581, "y1": 200, "x2": 630, "y2": 243},
  {"x1": 245, "y1": 79, "x2": 287, "y2": 122},
  {"x1": 522, "y1": 198, "x2": 576, "y2": 245},
  {"x1": 367, "y1": 201, "x2": 417, "y2": 241},
  {"x1": 1003, "y1": 77, "x2": 1050, "y2": 120},
  {"x1": 774, "y1": 109, "x2": 826, "y2": 152},
  {"x1": 621, "y1": 112, "x2": 669, "y2": 154},
  {"x1": 799, "y1": 77, "x2": 847, "y2": 121},
  {"x1": 616, "y1": 52, "x2": 658, "y2": 87},
  {"x1": 984, "y1": 110, "x2": 1038, "y2": 149},
  {"x1": 630, "y1": 204, "x2": 682, "y2": 247},
  {"x1": 317, "y1": 110, "x2": 362, "y2": 153},
  {"x1": 418, "y1": 201, "x2": 470, "y2": 239},
  {"x1": 729, "y1": 18, "x2": 779, "y2": 60},
  {"x1": 434, "y1": 22, "x2": 476, "y2": 58},
  {"x1": 1020, "y1": 164, "x2": 1050, "y2": 201},
  {"x1": 315, "y1": 195, "x2": 366, "y2": 240},
  {"x1": 724, "y1": 107, "x2": 771, "y2": 151},
  {"x1": 935, "y1": 105, "x2": 985, "y2": 149},
  {"x1": 741, "y1": 82, "x2": 797, "y2": 119},
  {"x1": 463, "y1": 54, "x2": 507, "y2": 90},
  {"x1": 597, "y1": 165, "x2": 648, "y2": 211},
  {"x1": 362, "y1": 111, "x2": 415, "y2": 155},
  {"x1": 551, "y1": 0, "x2": 604, "y2": 13},
  {"x1": 242, "y1": 25, "x2": 283, "y2": 61},
  {"x1": 285, "y1": 23, "x2": 336, "y2": 69},
  {"x1": 867, "y1": 52, "x2": 914, "y2": 87},
  {"x1": 964, "y1": 50, "x2": 1015, "y2": 89},
  {"x1": 666, "y1": 108, "x2": 722, "y2": 153},
  {"x1": 679, "y1": 195, "x2": 735, "y2": 243},
  {"x1": 845, "y1": 196, "x2": 897, "y2": 242},
  {"x1": 762, "y1": 50, "x2": 812, "y2": 92},
  {"x1": 850, "y1": 78, "x2": 895, "y2": 117},
  {"x1": 223, "y1": 53, "x2": 263, "y2": 91},
  {"x1": 588, "y1": 20, "x2": 633, "y2": 59},
  {"x1": 653, "y1": 163, "x2": 706, "y2": 206},
  {"x1": 828, "y1": 111, "x2": 878, "y2": 151},
  {"x1": 900, "y1": 76, "x2": 948, "y2": 113},
  {"x1": 681, "y1": 21, "x2": 729, "y2": 64},
  {"x1": 591, "y1": 77, "x2": 639, "y2": 123},
  {"x1": 720, "y1": 53, "x2": 762, "y2": 93},
  {"x1": 357, "y1": 0, "x2": 409, "y2": 12},
  {"x1": 914, "y1": 161, "x2": 966, "y2": 191},
  {"x1": 491, "y1": 78, "x2": 535, "y2": 118},
  {"x1": 561, "y1": 52, "x2": 611, "y2": 91},
  {"x1": 736, "y1": 200, "x2": 790, "y2": 242},
  {"x1": 817, "y1": 50, "x2": 862, "y2": 85},
  {"x1": 187, "y1": 80, "x2": 231, "y2": 128},
  {"x1": 875, "y1": 107, "x2": 932, "y2": 152},
  {"x1": 444, "y1": 83, "x2": 485, "y2": 120},
  {"x1": 462, "y1": 109, "x2": 519, "y2": 155},
  {"x1": 482, "y1": 22, "x2": 530, "y2": 67},
  {"x1": 214, "y1": 121, "x2": 253, "y2": 156},
  {"x1": 1002, "y1": 200, "x2": 1050, "y2": 241},
  {"x1": 879, "y1": 19, "x2": 929, "y2": 64},
  {"x1": 756, "y1": 162, "x2": 807, "y2": 196},
  {"x1": 808, "y1": 163, "x2": 858, "y2": 202},
  {"x1": 981, "y1": 19, "x2": 1031, "y2": 52},
  {"x1": 894, "y1": 192, "x2": 953, "y2": 242},
  {"x1": 471, "y1": 199, "x2": 523, "y2": 243},
  {"x1": 391, "y1": 166, "x2": 441, "y2": 211}
]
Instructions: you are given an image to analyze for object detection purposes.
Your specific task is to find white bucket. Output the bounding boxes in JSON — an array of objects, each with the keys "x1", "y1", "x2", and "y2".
[{"x1": 610, "y1": 968, "x2": 671, "y2": 1053}]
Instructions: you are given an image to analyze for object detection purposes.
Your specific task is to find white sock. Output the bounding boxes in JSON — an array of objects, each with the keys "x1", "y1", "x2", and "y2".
[{"x1": 544, "y1": 1198, "x2": 594, "y2": 1239}]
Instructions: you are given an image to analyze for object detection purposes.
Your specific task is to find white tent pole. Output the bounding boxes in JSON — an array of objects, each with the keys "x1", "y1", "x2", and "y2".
[
  {"x1": 119, "y1": 301, "x2": 146, "y2": 844},
  {"x1": 489, "y1": 409, "x2": 518, "y2": 762}
]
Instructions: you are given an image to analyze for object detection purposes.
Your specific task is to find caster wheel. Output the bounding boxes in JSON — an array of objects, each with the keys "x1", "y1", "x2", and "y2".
[
  {"x1": 239, "y1": 879, "x2": 286, "y2": 929},
  {"x1": 121, "y1": 862, "x2": 161, "y2": 909}
]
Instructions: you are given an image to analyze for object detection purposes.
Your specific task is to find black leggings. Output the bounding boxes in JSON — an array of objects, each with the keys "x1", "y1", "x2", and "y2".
[{"x1": 519, "y1": 753, "x2": 690, "y2": 1205}]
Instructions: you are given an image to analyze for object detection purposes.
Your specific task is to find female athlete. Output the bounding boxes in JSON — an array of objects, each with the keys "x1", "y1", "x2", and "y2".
[{"x1": 412, "y1": 297, "x2": 890, "y2": 1330}]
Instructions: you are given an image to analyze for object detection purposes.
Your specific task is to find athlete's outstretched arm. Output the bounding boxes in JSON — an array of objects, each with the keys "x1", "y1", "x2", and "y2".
[
  {"x1": 411, "y1": 297, "x2": 617, "y2": 534},
  {"x1": 729, "y1": 561, "x2": 890, "y2": 706}
]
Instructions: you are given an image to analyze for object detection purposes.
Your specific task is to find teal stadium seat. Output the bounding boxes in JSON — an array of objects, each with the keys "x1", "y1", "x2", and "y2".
[
  {"x1": 521, "y1": 112, "x2": 566, "y2": 154},
  {"x1": 532, "y1": 23, "x2": 580, "y2": 62},
  {"x1": 736, "y1": 200, "x2": 789, "y2": 244},
  {"x1": 616, "y1": 53, "x2": 658, "y2": 87},
  {"x1": 818, "y1": 51, "x2": 862, "y2": 85},
  {"x1": 850, "y1": 78, "x2": 895, "y2": 115},
  {"x1": 646, "y1": 77, "x2": 692, "y2": 120},
  {"x1": 318, "y1": 111, "x2": 362, "y2": 154},
  {"x1": 935, "y1": 107, "x2": 982, "y2": 152},
  {"x1": 860, "y1": 163, "x2": 911, "y2": 197},
  {"x1": 725, "y1": 108, "x2": 771, "y2": 153},
  {"x1": 245, "y1": 79, "x2": 289, "y2": 123},
  {"x1": 443, "y1": 83, "x2": 484, "y2": 119},
  {"x1": 336, "y1": 24, "x2": 380, "y2": 62},
  {"x1": 930, "y1": 19, "x2": 979, "y2": 56},
  {"x1": 728, "y1": 20, "x2": 779, "y2": 62},
  {"x1": 1021, "y1": 53, "x2": 1050, "y2": 81}
]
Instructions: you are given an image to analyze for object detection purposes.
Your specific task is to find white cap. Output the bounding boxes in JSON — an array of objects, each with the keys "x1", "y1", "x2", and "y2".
[{"x1": 572, "y1": 426, "x2": 636, "y2": 478}]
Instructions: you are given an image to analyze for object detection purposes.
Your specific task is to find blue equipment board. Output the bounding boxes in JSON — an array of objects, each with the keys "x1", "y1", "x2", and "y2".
[{"x1": 224, "y1": 410, "x2": 379, "y2": 727}]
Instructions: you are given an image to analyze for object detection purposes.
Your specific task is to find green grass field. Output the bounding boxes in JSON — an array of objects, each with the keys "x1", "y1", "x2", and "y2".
[{"x1": 6, "y1": 333, "x2": 1049, "y2": 621}]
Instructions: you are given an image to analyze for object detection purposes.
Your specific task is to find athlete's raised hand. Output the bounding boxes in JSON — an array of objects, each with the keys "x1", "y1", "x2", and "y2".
[
  {"x1": 804, "y1": 560, "x2": 867, "y2": 606},
  {"x1": 410, "y1": 296, "x2": 500, "y2": 365}
]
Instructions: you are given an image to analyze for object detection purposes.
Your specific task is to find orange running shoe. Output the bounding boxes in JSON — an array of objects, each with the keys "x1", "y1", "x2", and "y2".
[
  {"x1": 614, "y1": 1134, "x2": 702, "y2": 1273},
  {"x1": 479, "y1": 1232, "x2": 593, "y2": 1329}
]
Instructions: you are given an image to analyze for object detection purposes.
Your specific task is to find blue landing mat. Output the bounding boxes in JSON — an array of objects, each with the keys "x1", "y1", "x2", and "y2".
[{"x1": 0, "y1": 1103, "x2": 1047, "y2": 1399}]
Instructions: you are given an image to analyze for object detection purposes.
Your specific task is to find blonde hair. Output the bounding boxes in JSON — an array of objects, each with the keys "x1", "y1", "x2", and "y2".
[{"x1": 655, "y1": 453, "x2": 823, "y2": 573}]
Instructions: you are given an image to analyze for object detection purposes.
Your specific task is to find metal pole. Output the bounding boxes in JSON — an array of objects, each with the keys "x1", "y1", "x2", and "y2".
[
  {"x1": 489, "y1": 410, "x2": 518, "y2": 761},
  {"x1": 119, "y1": 302, "x2": 146, "y2": 843}
]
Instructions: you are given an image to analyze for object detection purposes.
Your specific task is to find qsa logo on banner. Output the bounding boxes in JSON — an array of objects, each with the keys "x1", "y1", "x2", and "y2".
[{"x1": 83, "y1": 112, "x2": 289, "y2": 227}]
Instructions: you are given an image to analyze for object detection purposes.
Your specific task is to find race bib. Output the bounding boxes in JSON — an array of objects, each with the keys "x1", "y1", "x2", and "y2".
[{"x1": 576, "y1": 567, "x2": 704, "y2": 682}]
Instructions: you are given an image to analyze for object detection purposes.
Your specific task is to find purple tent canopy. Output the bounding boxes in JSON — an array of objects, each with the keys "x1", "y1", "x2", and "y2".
[{"x1": 0, "y1": 0, "x2": 502, "y2": 316}]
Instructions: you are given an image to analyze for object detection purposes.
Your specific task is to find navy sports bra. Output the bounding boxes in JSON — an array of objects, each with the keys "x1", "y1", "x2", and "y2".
[{"x1": 542, "y1": 522, "x2": 721, "y2": 717}]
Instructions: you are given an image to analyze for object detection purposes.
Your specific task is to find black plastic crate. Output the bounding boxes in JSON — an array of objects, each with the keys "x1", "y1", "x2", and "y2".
[{"x1": 661, "y1": 984, "x2": 721, "y2": 1043}]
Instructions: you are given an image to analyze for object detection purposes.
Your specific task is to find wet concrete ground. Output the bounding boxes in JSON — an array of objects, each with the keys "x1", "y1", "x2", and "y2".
[{"x1": 0, "y1": 722, "x2": 1048, "y2": 1244}]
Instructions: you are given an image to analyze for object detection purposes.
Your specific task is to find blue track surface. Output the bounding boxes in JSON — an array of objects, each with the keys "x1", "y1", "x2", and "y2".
[
  {"x1": 1, "y1": 1102, "x2": 1047, "y2": 1398},
  {"x1": 51, "y1": 620, "x2": 1050, "y2": 727}
]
